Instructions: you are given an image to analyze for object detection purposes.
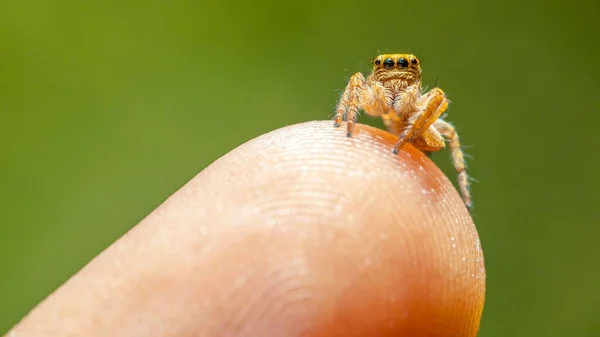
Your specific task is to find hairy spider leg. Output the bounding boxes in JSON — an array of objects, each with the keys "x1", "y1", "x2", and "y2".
[
  {"x1": 333, "y1": 73, "x2": 388, "y2": 137},
  {"x1": 433, "y1": 119, "x2": 472, "y2": 210},
  {"x1": 393, "y1": 87, "x2": 448, "y2": 153}
]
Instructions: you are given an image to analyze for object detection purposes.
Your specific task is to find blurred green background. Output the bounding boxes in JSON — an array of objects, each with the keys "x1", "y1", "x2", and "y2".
[{"x1": 1, "y1": 0, "x2": 599, "y2": 335}]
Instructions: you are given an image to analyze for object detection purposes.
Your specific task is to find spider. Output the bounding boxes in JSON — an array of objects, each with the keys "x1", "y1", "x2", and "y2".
[{"x1": 333, "y1": 54, "x2": 472, "y2": 211}]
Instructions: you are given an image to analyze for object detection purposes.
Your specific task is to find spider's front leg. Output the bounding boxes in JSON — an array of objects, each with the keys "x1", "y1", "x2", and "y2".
[
  {"x1": 334, "y1": 73, "x2": 388, "y2": 137},
  {"x1": 393, "y1": 87, "x2": 449, "y2": 153}
]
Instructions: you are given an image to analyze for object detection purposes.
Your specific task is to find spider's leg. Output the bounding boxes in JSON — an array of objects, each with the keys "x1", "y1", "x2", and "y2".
[
  {"x1": 334, "y1": 73, "x2": 388, "y2": 137},
  {"x1": 433, "y1": 119, "x2": 472, "y2": 211},
  {"x1": 334, "y1": 73, "x2": 365, "y2": 137},
  {"x1": 412, "y1": 125, "x2": 445, "y2": 153},
  {"x1": 393, "y1": 87, "x2": 448, "y2": 153}
]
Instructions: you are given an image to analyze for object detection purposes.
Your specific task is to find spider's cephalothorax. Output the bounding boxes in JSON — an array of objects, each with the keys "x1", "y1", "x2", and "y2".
[{"x1": 333, "y1": 54, "x2": 473, "y2": 211}]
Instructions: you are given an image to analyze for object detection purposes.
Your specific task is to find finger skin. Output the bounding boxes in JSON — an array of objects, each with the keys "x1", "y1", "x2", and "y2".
[{"x1": 7, "y1": 121, "x2": 485, "y2": 337}]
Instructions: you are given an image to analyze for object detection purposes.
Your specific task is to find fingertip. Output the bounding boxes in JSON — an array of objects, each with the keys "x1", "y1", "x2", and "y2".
[
  {"x1": 203, "y1": 120, "x2": 484, "y2": 336},
  {"x1": 10, "y1": 121, "x2": 484, "y2": 337}
]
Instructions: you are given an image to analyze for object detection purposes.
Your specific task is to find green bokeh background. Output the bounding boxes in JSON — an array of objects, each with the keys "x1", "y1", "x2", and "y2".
[{"x1": 1, "y1": 0, "x2": 599, "y2": 335}]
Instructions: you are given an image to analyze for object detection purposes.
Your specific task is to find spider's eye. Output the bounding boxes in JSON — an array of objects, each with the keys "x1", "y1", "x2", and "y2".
[
  {"x1": 374, "y1": 59, "x2": 381, "y2": 66},
  {"x1": 397, "y1": 58, "x2": 409, "y2": 68},
  {"x1": 411, "y1": 58, "x2": 418, "y2": 65},
  {"x1": 383, "y1": 58, "x2": 394, "y2": 69}
]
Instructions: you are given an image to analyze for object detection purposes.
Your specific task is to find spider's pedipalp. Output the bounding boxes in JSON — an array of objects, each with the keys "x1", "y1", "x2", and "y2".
[
  {"x1": 334, "y1": 72, "x2": 389, "y2": 137},
  {"x1": 393, "y1": 84, "x2": 420, "y2": 119},
  {"x1": 359, "y1": 78, "x2": 389, "y2": 117}
]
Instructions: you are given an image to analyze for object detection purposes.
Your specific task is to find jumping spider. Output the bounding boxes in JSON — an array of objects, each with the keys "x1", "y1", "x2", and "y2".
[{"x1": 333, "y1": 54, "x2": 472, "y2": 210}]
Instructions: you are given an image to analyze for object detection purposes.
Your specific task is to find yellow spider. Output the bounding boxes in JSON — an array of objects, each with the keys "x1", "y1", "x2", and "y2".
[{"x1": 333, "y1": 54, "x2": 472, "y2": 210}]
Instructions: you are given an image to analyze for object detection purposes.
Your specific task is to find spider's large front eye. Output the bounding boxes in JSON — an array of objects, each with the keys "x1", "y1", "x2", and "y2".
[
  {"x1": 397, "y1": 58, "x2": 409, "y2": 68},
  {"x1": 383, "y1": 58, "x2": 394, "y2": 69}
]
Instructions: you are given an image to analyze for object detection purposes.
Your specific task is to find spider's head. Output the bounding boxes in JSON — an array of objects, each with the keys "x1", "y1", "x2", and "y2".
[{"x1": 372, "y1": 54, "x2": 421, "y2": 84}]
